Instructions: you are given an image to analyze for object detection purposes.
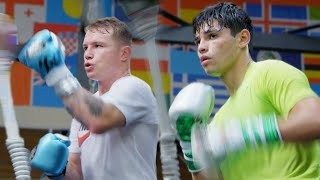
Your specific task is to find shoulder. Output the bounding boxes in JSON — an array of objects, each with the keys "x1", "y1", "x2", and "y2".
[
  {"x1": 254, "y1": 59, "x2": 301, "y2": 73},
  {"x1": 109, "y1": 75, "x2": 155, "y2": 99},
  {"x1": 113, "y1": 75, "x2": 151, "y2": 89},
  {"x1": 255, "y1": 59, "x2": 296, "y2": 71},
  {"x1": 252, "y1": 60, "x2": 305, "y2": 81}
]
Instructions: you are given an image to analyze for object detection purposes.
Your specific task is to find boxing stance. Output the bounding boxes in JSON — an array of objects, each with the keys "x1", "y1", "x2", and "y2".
[
  {"x1": 13, "y1": 30, "x2": 75, "y2": 179},
  {"x1": 18, "y1": 17, "x2": 158, "y2": 180},
  {"x1": 170, "y1": 2, "x2": 320, "y2": 180}
]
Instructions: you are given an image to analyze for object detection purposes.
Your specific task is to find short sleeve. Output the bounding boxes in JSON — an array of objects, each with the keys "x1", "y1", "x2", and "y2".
[
  {"x1": 260, "y1": 60, "x2": 317, "y2": 116},
  {"x1": 101, "y1": 76, "x2": 158, "y2": 125}
]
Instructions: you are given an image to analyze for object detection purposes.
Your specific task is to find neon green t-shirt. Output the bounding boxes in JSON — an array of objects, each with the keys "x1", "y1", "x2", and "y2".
[{"x1": 211, "y1": 60, "x2": 320, "y2": 180}]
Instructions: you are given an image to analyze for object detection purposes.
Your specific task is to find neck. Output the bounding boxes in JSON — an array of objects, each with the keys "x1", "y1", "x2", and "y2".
[
  {"x1": 221, "y1": 53, "x2": 252, "y2": 96},
  {"x1": 97, "y1": 70, "x2": 130, "y2": 95}
]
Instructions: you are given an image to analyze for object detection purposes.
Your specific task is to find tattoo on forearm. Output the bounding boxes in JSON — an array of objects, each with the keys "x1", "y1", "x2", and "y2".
[
  {"x1": 65, "y1": 94, "x2": 81, "y2": 117},
  {"x1": 83, "y1": 93, "x2": 104, "y2": 117}
]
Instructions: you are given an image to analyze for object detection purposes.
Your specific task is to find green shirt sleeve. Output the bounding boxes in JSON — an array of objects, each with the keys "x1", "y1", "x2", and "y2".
[{"x1": 259, "y1": 60, "x2": 317, "y2": 117}]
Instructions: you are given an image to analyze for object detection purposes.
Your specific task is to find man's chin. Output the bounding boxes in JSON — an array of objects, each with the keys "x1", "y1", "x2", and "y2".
[
  {"x1": 86, "y1": 73, "x2": 95, "y2": 80},
  {"x1": 206, "y1": 70, "x2": 221, "y2": 77}
]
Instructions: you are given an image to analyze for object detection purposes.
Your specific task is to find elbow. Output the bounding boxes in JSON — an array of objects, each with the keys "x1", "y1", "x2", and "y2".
[
  {"x1": 88, "y1": 121, "x2": 110, "y2": 134},
  {"x1": 88, "y1": 116, "x2": 125, "y2": 134},
  {"x1": 89, "y1": 125, "x2": 108, "y2": 134}
]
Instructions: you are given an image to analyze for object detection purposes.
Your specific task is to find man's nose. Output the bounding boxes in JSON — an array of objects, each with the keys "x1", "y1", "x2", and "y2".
[
  {"x1": 84, "y1": 48, "x2": 93, "y2": 60},
  {"x1": 198, "y1": 40, "x2": 208, "y2": 54}
]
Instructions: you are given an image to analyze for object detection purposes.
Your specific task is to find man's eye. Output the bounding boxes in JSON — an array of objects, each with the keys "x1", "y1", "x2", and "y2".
[{"x1": 209, "y1": 34, "x2": 217, "y2": 39}]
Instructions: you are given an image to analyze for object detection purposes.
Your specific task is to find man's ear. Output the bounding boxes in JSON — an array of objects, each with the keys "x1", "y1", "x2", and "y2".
[
  {"x1": 120, "y1": 46, "x2": 131, "y2": 62},
  {"x1": 237, "y1": 29, "x2": 251, "y2": 49}
]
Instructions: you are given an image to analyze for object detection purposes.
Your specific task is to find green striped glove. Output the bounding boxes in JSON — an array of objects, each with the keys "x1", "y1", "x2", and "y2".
[
  {"x1": 196, "y1": 114, "x2": 282, "y2": 161},
  {"x1": 169, "y1": 82, "x2": 215, "y2": 172}
]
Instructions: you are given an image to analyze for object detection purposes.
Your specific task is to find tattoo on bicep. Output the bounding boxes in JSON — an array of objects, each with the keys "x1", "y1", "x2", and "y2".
[{"x1": 83, "y1": 93, "x2": 104, "y2": 117}]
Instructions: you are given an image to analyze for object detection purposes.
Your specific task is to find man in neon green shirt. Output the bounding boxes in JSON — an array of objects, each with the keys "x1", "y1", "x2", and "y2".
[
  {"x1": 169, "y1": 2, "x2": 320, "y2": 180},
  {"x1": 212, "y1": 60, "x2": 319, "y2": 180}
]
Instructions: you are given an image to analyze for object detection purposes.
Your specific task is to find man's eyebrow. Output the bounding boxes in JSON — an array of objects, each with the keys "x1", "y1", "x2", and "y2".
[{"x1": 203, "y1": 27, "x2": 220, "y2": 34}]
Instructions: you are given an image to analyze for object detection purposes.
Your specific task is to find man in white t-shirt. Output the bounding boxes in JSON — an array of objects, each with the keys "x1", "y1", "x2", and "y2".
[{"x1": 18, "y1": 17, "x2": 159, "y2": 180}]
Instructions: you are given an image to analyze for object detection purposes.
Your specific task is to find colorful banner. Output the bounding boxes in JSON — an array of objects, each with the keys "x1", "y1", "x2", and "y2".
[{"x1": 1, "y1": 0, "x2": 319, "y2": 108}]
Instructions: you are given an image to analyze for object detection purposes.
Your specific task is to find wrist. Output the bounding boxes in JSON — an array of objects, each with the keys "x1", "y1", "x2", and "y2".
[
  {"x1": 225, "y1": 114, "x2": 282, "y2": 152},
  {"x1": 46, "y1": 164, "x2": 66, "y2": 180},
  {"x1": 242, "y1": 114, "x2": 282, "y2": 146},
  {"x1": 179, "y1": 140, "x2": 204, "y2": 172},
  {"x1": 45, "y1": 65, "x2": 80, "y2": 97}
]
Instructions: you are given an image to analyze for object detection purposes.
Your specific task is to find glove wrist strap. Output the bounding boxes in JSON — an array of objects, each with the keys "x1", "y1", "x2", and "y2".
[
  {"x1": 222, "y1": 114, "x2": 282, "y2": 154},
  {"x1": 241, "y1": 113, "x2": 282, "y2": 147},
  {"x1": 47, "y1": 165, "x2": 66, "y2": 180},
  {"x1": 45, "y1": 65, "x2": 80, "y2": 97}
]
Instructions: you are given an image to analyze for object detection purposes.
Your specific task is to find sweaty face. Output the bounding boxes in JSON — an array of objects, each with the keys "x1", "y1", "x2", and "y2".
[
  {"x1": 194, "y1": 20, "x2": 239, "y2": 77},
  {"x1": 83, "y1": 28, "x2": 122, "y2": 81}
]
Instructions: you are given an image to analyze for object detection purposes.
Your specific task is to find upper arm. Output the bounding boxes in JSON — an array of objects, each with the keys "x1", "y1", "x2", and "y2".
[
  {"x1": 260, "y1": 61, "x2": 320, "y2": 140},
  {"x1": 276, "y1": 95, "x2": 320, "y2": 141},
  {"x1": 104, "y1": 78, "x2": 156, "y2": 126},
  {"x1": 260, "y1": 61, "x2": 316, "y2": 116},
  {"x1": 64, "y1": 89, "x2": 126, "y2": 134},
  {"x1": 64, "y1": 78, "x2": 155, "y2": 133},
  {"x1": 289, "y1": 96, "x2": 320, "y2": 121}
]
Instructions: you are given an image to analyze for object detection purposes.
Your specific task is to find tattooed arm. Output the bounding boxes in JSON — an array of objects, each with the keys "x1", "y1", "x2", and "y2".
[{"x1": 63, "y1": 88, "x2": 126, "y2": 133}]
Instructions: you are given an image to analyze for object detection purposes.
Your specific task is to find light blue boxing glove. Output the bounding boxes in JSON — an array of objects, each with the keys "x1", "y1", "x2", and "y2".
[
  {"x1": 30, "y1": 133, "x2": 70, "y2": 180},
  {"x1": 18, "y1": 29, "x2": 80, "y2": 97}
]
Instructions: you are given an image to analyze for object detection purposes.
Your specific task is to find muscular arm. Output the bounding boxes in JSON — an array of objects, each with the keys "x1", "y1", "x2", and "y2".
[
  {"x1": 279, "y1": 96, "x2": 320, "y2": 141},
  {"x1": 63, "y1": 153, "x2": 83, "y2": 180},
  {"x1": 62, "y1": 88, "x2": 126, "y2": 133}
]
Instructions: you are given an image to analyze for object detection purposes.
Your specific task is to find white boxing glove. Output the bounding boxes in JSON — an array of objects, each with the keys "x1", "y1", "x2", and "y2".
[{"x1": 169, "y1": 82, "x2": 215, "y2": 172}]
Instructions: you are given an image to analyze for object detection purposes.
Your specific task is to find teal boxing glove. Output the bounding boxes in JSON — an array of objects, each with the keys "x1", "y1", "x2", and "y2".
[
  {"x1": 30, "y1": 133, "x2": 70, "y2": 180},
  {"x1": 18, "y1": 29, "x2": 65, "y2": 79},
  {"x1": 169, "y1": 82, "x2": 215, "y2": 172},
  {"x1": 18, "y1": 29, "x2": 80, "y2": 97}
]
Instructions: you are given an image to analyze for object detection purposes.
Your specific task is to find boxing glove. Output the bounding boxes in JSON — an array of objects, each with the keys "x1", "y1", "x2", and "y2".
[
  {"x1": 169, "y1": 82, "x2": 215, "y2": 172},
  {"x1": 30, "y1": 133, "x2": 70, "y2": 180},
  {"x1": 18, "y1": 29, "x2": 80, "y2": 97},
  {"x1": 191, "y1": 113, "x2": 282, "y2": 165}
]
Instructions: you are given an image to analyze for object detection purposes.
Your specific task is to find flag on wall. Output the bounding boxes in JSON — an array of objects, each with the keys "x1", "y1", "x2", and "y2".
[
  {"x1": 304, "y1": 53, "x2": 320, "y2": 83},
  {"x1": 4, "y1": 0, "x2": 320, "y2": 107},
  {"x1": 14, "y1": 3, "x2": 46, "y2": 43},
  {"x1": 46, "y1": 0, "x2": 80, "y2": 25},
  {"x1": 131, "y1": 42, "x2": 171, "y2": 105},
  {"x1": 170, "y1": 47, "x2": 229, "y2": 114}
]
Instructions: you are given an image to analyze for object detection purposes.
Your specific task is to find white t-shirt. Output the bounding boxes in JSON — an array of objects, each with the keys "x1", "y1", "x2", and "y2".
[{"x1": 68, "y1": 76, "x2": 159, "y2": 180}]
